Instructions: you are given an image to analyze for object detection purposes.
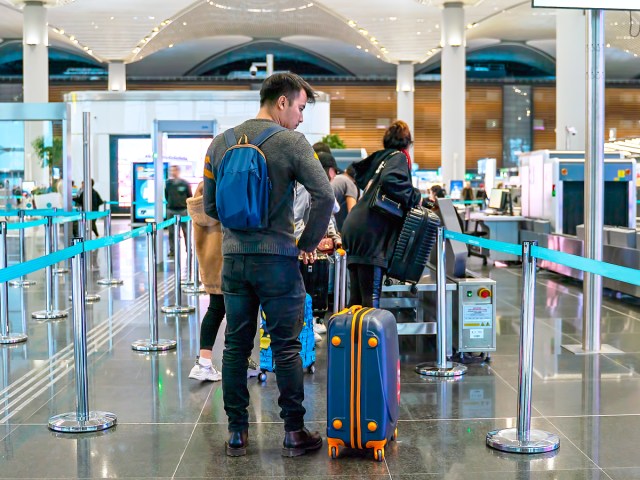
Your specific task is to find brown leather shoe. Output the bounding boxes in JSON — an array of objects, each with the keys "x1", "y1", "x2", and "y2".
[
  {"x1": 281, "y1": 427, "x2": 323, "y2": 457},
  {"x1": 225, "y1": 429, "x2": 249, "y2": 457}
]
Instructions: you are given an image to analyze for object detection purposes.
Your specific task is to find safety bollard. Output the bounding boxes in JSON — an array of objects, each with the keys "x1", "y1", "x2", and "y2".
[
  {"x1": 32, "y1": 216, "x2": 68, "y2": 320},
  {"x1": 333, "y1": 249, "x2": 347, "y2": 314},
  {"x1": 0, "y1": 222, "x2": 28, "y2": 344},
  {"x1": 48, "y1": 238, "x2": 117, "y2": 433},
  {"x1": 486, "y1": 241, "x2": 560, "y2": 454},
  {"x1": 183, "y1": 255, "x2": 206, "y2": 295},
  {"x1": 415, "y1": 227, "x2": 467, "y2": 377},
  {"x1": 131, "y1": 223, "x2": 177, "y2": 352},
  {"x1": 97, "y1": 207, "x2": 123, "y2": 286},
  {"x1": 162, "y1": 215, "x2": 195, "y2": 314},
  {"x1": 181, "y1": 220, "x2": 194, "y2": 287},
  {"x1": 9, "y1": 210, "x2": 36, "y2": 287}
]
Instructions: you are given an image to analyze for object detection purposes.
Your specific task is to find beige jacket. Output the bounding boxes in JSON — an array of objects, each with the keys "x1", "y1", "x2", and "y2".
[{"x1": 186, "y1": 183, "x2": 223, "y2": 295}]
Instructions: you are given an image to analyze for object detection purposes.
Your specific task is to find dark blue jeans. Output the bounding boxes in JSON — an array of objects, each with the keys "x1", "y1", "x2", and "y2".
[{"x1": 221, "y1": 254, "x2": 306, "y2": 432}]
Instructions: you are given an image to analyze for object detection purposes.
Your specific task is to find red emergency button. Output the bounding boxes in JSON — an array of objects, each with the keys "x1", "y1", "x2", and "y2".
[{"x1": 478, "y1": 288, "x2": 491, "y2": 299}]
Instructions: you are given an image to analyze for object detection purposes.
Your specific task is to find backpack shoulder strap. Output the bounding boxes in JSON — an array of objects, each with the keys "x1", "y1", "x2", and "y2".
[
  {"x1": 252, "y1": 125, "x2": 286, "y2": 147},
  {"x1": 223, "y1": 128, "x2": 237, "y2": 149}
]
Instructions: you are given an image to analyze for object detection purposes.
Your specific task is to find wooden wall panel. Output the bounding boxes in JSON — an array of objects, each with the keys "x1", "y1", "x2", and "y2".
[
  {"x1": 606, "y1": 88, "x2": 640, "y2": 139},
  {"x1": 414, "y1": 85, "x2": 441, "y2": 169},
  {"x1": 314, "y1": 84, "x2": 397, "y2": 161},
  {"x1": 533, "y1": 86, "x2": 556, "y2": 151},
  {"x1": 467, "y1": 86, "x2": 503, "y2": 169}
]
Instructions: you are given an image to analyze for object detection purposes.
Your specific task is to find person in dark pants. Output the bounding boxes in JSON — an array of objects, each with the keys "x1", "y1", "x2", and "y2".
[
  {"x1": 165, "y1": 165, "x2": 192, "y2": 257},
  {"x1": 73, "y1": 179, "x2": 104, "y2": 238},
  {"x1": 186, "y1": 182, "x2": 260, "y2": 382},
  {"x1": 341, "y1": 120, "x2": 422, "y2": 308},
  {"x1": 204, "y1": 73, "x2": 334, "y2": 457}
]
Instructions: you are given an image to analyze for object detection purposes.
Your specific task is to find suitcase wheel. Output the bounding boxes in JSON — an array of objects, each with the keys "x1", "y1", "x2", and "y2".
[
  {"x1": 307, "y1": 365, "x2": 316, "y2": 374},
  {"x1": 374, "y1": 448, "x2": 385, "y2": 462},
  {"x1": 329, "y1": 446, "x2": 339, "y2": 459},
  {"x1": 258, "y1": 372, "x2": 267, "y2": 383}
]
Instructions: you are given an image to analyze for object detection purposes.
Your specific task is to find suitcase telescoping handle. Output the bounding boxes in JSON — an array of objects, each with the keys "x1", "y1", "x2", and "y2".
[{"x1": 333, "y1": 249, "x2": 348, "y2": 314}]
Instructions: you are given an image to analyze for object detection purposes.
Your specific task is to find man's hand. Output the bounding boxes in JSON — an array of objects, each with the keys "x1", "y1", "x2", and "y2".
[{"x1": 300, "y1": 250, "x2": 317, "y2": 265}]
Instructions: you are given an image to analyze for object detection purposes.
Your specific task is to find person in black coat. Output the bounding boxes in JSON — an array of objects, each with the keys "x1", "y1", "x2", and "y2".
[{"x1": 341, "y1": 121, "x2": 422, "y2": 308}]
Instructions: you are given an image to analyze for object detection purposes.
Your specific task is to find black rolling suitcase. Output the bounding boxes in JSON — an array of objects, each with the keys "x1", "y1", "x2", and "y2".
[
  {"x1": 387, "y1": 206, "x2": 440, "y2": 283},
  {"x1": 299, "y1": 254, "x2": 330, "y2": 313}
]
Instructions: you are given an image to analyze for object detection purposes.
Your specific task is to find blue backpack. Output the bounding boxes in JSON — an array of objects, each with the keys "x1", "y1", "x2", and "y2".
[{"x1": 215, "y1": 126, "x2": 285, "y2": 231}]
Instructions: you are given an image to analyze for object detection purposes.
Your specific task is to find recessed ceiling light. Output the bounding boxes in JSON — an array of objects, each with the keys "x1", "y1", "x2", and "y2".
[
  {"x1": 183, "y1": 22, "x2": 187, "y2": 26},
  {"x1": 148, "y1": 16, "x2": 155, "y2": 20},
  {"x1": 110, "y1": 16, "x2": 114, "y2": 20},
  {"x1": 169, "y1": 44, "x2": 174, "y2": 48},
  {"x1": 359, "y1": 28, "x2": 368, "y2": 36},
  {"x1": 417, "y1": 31, "x2": 421, "y2": 35},
  {"x1": 347, "y1": 20, "x2": 356, "y2": 27},
  {"x1": 377, "y1": 55, "x2": 380, "y2": 58},
  {"x1": 356, "y1": 45, "x2": 362, "y2": 49},
  {"x1": 389, "y1": 17, "x2": 397, "y2": 21},
  {"x1": 364, "y1": 48, "x2": 369, "y2": 52}
]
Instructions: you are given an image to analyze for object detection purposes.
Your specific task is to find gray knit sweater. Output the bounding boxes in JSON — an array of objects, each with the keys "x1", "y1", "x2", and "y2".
[{"x1": 203, "y1": 118, "x2": 334, "y2": 257}]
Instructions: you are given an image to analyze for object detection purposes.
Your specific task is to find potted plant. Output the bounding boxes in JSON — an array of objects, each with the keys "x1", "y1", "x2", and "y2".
[
  {"x1": 31, "y1": 136, "x2": 63, "y2": 191},
  {"x1": 321, "y1": 134, "x2": 346, "y2": 149}
]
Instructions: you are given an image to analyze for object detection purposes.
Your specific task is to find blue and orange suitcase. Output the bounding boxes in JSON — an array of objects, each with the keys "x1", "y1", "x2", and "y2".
[
  {"x1": 257, "y1": 293, "x2": 316, "y2": 382},
  {"x1": 326, "y1": 306, "x2": 400, "y2": 462}
]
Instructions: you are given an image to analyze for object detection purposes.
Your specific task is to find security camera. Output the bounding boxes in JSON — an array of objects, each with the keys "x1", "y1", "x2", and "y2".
[
  {"x1": 566, "y1": 126, "x2": 577, "y2": 136},
  {"x1": 249, "y1": 65, "x2": 258, "y2": 77}
]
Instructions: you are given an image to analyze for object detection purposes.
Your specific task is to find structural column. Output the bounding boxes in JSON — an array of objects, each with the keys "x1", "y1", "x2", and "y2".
[
  {"x1": 23, "y1": 1, "x2": 48, "y2": 103},
  {"x1": 556, "y1": 9, "x2": 586, "y2": 150},
  {"x1": 441, "y1": 2, "x2": 466, "y2": 188},
  {"x1": 108, "y1": 62, "x2": 127, "y2": 91},
  {"x1": 397, "y1": 61, "x2": 415, "y2": 159},
  {"x1": 22, "y1": 1, "x2": 50, "y2": 187}
]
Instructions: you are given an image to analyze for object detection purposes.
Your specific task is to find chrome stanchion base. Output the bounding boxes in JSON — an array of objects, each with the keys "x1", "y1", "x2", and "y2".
[
  {"x1": 183, "y1": 285, "x2": 206, "y2": 295},
  {"x1": 32, "y1": 310, "x2": 68, "y2": 320},
  {"x1": 415, "y1": 361, "x2": 467, "y2": 377},
  {"x1": 131, "y1": 339, "x2": 177, "y2": 352},
  {"x1": 0, "y1": 333, "x2": 28, "y2": 344},
  {"x1": 9, "y1": 279, "x2": 36, "y2": 288},
  {"x1": 486, "y1": 428, "x2": 560, "y2": 454},
  {"x1": 161, "y1": 304, "x2": 195, "y2": 314},
  {"x1": 48, "y1": 411, "x2": 117, "y2": 433},
  {"x1": 97, "y1": 278, "x2": 124, "y2": 286},
  {"x1": 53, "y1": 268, "x2": 69, "y2": 275}
]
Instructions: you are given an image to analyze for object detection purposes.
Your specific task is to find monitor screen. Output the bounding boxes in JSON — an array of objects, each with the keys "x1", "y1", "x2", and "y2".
[{"x1": 488, "y1": 189, "x2": 504, "y2": 210}]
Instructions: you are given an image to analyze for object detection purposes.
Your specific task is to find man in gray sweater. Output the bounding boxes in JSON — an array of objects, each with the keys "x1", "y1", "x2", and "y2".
[{"x1": 203, "y1": 73, "x2": 334, "y2": 458}]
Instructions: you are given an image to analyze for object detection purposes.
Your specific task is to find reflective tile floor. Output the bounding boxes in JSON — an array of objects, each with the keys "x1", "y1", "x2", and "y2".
[{"x1": 1, "y1": 220, "x2": 640, "y2": 479}]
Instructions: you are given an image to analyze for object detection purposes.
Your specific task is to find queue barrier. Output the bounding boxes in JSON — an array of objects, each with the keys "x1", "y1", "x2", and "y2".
[{"x1": 443, "y1": 227, "x2": 640, "y2": 455}]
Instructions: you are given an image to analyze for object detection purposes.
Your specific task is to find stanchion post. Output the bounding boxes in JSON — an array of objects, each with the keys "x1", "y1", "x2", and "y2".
[
  {"x1": 78, "y1": 212, "x2": 100, "y2": 304},
  {"x1": 32, "y1": 216, "x2": 67, "y2": 320},
  {"x1": 52, "y1": 208, "x2": 69, "y2": 275},
  {"x1": 0, "y1": 222, "x2": 28, "y2": 344},
  {"x1": 415, "y1": 227, "x2": 466, "y2": 377},
  {"x1": 182, "y1": 220, "x2": 193, "y2": 286},
  {"x1": 9, "y1": 210, "x2": 36, "y2": 287},
  {"x1": 97, "y1": 207, "x2": 123, "y2": 286},
  {"x1": 162, "y1": 216, "x2": 195, "y2": 314},
  {"x1": 131, "y1": 222, "x2": 177, "y2": 352},
  {"x1": 486, "y1": 241, "x2": 560, "y2": 454},
  {"x1": 48, "y1": 237, "x2": 117, "y2": 433},
  {"x1": 183, "y1": 254, "x2": 206, "y2": 295}
]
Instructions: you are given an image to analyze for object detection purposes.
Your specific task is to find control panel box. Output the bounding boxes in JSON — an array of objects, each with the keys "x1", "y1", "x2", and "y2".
[{"x1": 454, "y1": 277, "x2": 497, "y2": 353}]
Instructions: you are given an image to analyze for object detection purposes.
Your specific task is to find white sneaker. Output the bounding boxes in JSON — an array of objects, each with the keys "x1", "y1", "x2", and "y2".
[
  {"x1": 189, "y1": 360, "x2": 222, "y2": 382},
  {"x1": 247, "y1": 358, "x2": 260, "y2": 378},
  {"x1": 313, "y1": 320, "x2": 327, "y2": 334},
  {"x1": 314, "y1": 331, "x2": 322, "y2": 344}
]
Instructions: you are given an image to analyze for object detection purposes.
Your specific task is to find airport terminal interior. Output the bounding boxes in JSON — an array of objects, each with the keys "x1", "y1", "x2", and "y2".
[{"x1": 3, "y1": 0, "x2": 640, "y2": 478}]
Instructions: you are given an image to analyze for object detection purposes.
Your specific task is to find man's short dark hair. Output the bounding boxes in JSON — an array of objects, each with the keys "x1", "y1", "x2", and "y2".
[
  {"x1": 313, "y1": 142, "x2": 331, "y2": 154},
  {"x1": 260, "y1": 73, "x2": 317, "y2": 107}
]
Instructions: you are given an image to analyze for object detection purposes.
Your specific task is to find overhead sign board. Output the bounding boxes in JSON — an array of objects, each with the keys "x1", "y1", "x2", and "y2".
[{"x1": 533, "y1": 0, "x2": 640, "y2": 9}]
